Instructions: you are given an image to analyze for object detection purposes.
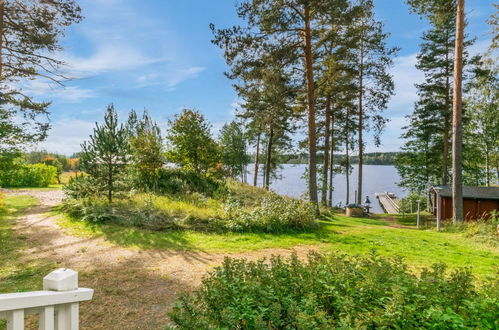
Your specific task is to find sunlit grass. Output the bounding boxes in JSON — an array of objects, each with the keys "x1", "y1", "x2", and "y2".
[
  {"x1": 55, "y1": 209, "x2": 499, "y2": 278},
  {"x1": 0, "y1": 195, "x2": 55, "y2": 294}
]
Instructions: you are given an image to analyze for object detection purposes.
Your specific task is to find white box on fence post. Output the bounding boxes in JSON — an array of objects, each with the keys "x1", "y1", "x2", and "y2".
[{"x1": 43, "y1": 268, "x2": 78, "y2": 291}]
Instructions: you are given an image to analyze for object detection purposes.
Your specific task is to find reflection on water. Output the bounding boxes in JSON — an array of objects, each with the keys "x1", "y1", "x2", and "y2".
[{"x1": 246, "y1": 164, "x2": 406, "y2": 213}]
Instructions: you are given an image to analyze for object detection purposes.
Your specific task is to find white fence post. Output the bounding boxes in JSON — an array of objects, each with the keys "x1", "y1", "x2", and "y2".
[
  {"x1": 0, "y1": 268, "x2": 93, "y2": 330},
  {"x1": 43, "y1": 268, "x2": 79, "y2": 330},
  {"x1": 7, "y1": 309, "x2": 24, "y2": 330}
]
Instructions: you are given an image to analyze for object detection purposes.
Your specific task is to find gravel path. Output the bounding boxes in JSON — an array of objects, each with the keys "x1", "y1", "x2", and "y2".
[{"x1": 8, "y1": 190, "x2": 318, "y2": 329}]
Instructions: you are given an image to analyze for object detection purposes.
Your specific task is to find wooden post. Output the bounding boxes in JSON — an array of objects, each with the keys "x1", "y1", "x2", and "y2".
[{"x1": 436, "y1": 193, "x2": 441, "y2": 232}]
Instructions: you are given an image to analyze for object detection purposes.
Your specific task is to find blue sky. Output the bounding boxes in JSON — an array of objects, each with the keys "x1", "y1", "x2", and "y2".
[{"x1": 30, "y1": 0, "x2": 496, "y2": 155}]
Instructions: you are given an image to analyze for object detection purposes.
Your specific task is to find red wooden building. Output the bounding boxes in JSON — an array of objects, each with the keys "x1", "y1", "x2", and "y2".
[{"x1": 429, "y1": 186, "x2": 499, "y2": 221}]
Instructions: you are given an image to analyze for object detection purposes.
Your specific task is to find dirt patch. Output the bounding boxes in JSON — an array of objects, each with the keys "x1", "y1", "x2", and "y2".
[
  {"x1": 381, "y1": 216, "x2": 415, "y2": 229},
  {"x1": 8, "y1": 190, "x2": 318, "y2": 329}
]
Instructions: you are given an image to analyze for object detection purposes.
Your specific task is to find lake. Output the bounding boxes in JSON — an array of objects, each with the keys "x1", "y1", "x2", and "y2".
[{"x1": 247, "y1": 164, "x2": 406, "y2": 213}]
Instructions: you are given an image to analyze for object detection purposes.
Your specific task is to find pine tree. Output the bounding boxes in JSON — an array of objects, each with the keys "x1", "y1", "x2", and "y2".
[
  {"x1": 350, "y1": 0, "x2": 397, "y2": 204},
  {"x1": 238, "y1": 64, "x2": 296, "y2": 190},
  {"x1": 406, "y1": 0, "x2": 467, "y2": 222},
  {"x1": 451, "y1": 0, "x2": 465, "y2": 222},
  {"x1": 211, "y1": 0, "x2": 351, "y2": 205},
  {"x1": 314, "y1": 0, "x2": 353, "y2": 206},
  {"x1": 0, "y1": 0, "x2": 82, "y2": 152},
  {"x1": 80, "y1": 105, "x2": 130, "y2": 204},
  {"x1": 399, "y1": 0, "x2": 474, "y2": 200}
]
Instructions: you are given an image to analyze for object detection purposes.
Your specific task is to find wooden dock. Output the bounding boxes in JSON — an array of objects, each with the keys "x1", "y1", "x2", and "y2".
[{"x1": 375, "y1": 192, "x2": 400, "y2": 214}]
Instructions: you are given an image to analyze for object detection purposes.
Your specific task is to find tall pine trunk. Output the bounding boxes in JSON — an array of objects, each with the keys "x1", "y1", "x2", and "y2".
[
  {"x1": 345, "y1": 115, "x2": 350, "y2": 205},
  {"x1": 328, "y1": 112, "x2": 335, "y2": 207},
  {"x1": 253, "y1": 132, "x2": 261, "y2": 186},
  {"x1": 303, "y1": 5, "x2": 318, "y2": 206},
  {"x1": 495, "y1": 158, "x2": 499, "y2": 186},
  {"x1": 321, "y1": 96, "x2": 331, "y2": 206},
  {"x1": 357, "y1": 46, "x2": 364, "y2": 205},
  {"x1": 442, "y1": 41, "x2": 451, "y2": 185},
  {"x1": 264, "y1": 127, "x2": 274, "y2": 190},
  {"x1": 108, "y1": 164, "x2": 113, "y2": 204},
  {"x1": 0, "y1": 1, "x2": 4, "y2": 80},
  {"x1": 452, "y1": 0, "x2": 465, "y2": 222},
  {"x1": 485, "y1": 147, "x2": 490, "y2": 187}
]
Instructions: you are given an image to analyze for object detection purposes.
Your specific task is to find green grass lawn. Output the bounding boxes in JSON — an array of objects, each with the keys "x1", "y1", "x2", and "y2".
[
  {"x1": 0, "y1": 195, "x2": 55, "y2": 294},
  {"x1": 55, "y1": 210, "x2": 499, "y2": 278}
]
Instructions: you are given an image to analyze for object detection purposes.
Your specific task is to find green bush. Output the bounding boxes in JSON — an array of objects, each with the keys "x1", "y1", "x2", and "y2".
[
  {"x1": 223, "y1": 193, "x2": 318, "y2": 233},
  {"x1": 64, "y1": 175, "x2": 99, "y2": 199},
  {"x1": 137, "y1": 168, "x2": 227, "y2": 198},
  {"x1": 0, "y1": 164, "x2": 57, "y2": 187},
  {"x1": 168, "y1": 252, "x2": 499, "y2": 329}
]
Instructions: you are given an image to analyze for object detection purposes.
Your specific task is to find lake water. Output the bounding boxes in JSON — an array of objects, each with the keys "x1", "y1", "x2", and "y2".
[{"x1": 247, "y1": 164, "x2": 406, "y2": 213}]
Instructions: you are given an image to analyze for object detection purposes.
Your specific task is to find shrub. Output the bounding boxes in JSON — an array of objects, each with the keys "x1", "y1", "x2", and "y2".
[
  {"x1": 223, "y1": 193, "x2": 317, "y2": 233},
  {"x1": 168, "y1": 252, "x2": 499, "y2": 329},
  {"x1": 0, "y1": 163, "x2": 57, "y2": 187},
  {"x1": 64, "y1": 175, "x2": 99, "y2": 199},
  {"x1": 140, "y1": 168, "x2": 227, "y2": 197}
]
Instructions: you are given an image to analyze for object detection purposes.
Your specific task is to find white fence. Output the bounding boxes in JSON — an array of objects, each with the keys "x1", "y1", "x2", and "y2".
[{"x1": 0, "y1": 268, "x2": 93, "y2": 330}]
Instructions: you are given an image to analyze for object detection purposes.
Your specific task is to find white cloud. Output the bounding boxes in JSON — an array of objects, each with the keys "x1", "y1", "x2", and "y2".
[
  {"x1": 136, "y1": 66, "x2": 205, "y2": 89},
  {"x1": 37, "y1": 119, "x2": 96, "y2": 155},
  {"x1": 23, "y1": 80, "x2": 96, "y2": 103},
  {"x1": 166, "y1": 66, "x2": 206, "y2": 88},
  {"x1": 64, "y1": 44, "x2": 165, "y2": 78}
]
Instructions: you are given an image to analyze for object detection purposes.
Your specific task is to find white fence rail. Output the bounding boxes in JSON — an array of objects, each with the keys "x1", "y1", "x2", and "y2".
[{"x1": 0, "y1": 268, "x2": 93, "y2": 330}]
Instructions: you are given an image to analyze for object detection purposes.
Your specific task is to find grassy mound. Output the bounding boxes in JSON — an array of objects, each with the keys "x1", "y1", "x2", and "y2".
[{"x1": 61, "y1": 182, "x2": 318, "y2": 233}]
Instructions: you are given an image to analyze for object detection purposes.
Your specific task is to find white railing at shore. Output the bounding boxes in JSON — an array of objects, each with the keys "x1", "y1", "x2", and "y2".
[{"x1": 0, "y1": 268, "x2": 93, "y2": 330}]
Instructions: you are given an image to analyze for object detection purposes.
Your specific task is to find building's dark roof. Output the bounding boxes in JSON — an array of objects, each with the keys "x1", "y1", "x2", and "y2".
[{"x1": 431, "y1": 185, "x2": 499, "y2": 200}]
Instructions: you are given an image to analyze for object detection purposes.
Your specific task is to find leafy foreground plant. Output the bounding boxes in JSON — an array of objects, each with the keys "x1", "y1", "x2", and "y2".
[{"x1": 168, "y1": 252, "x2": 498, "y2": 329}]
